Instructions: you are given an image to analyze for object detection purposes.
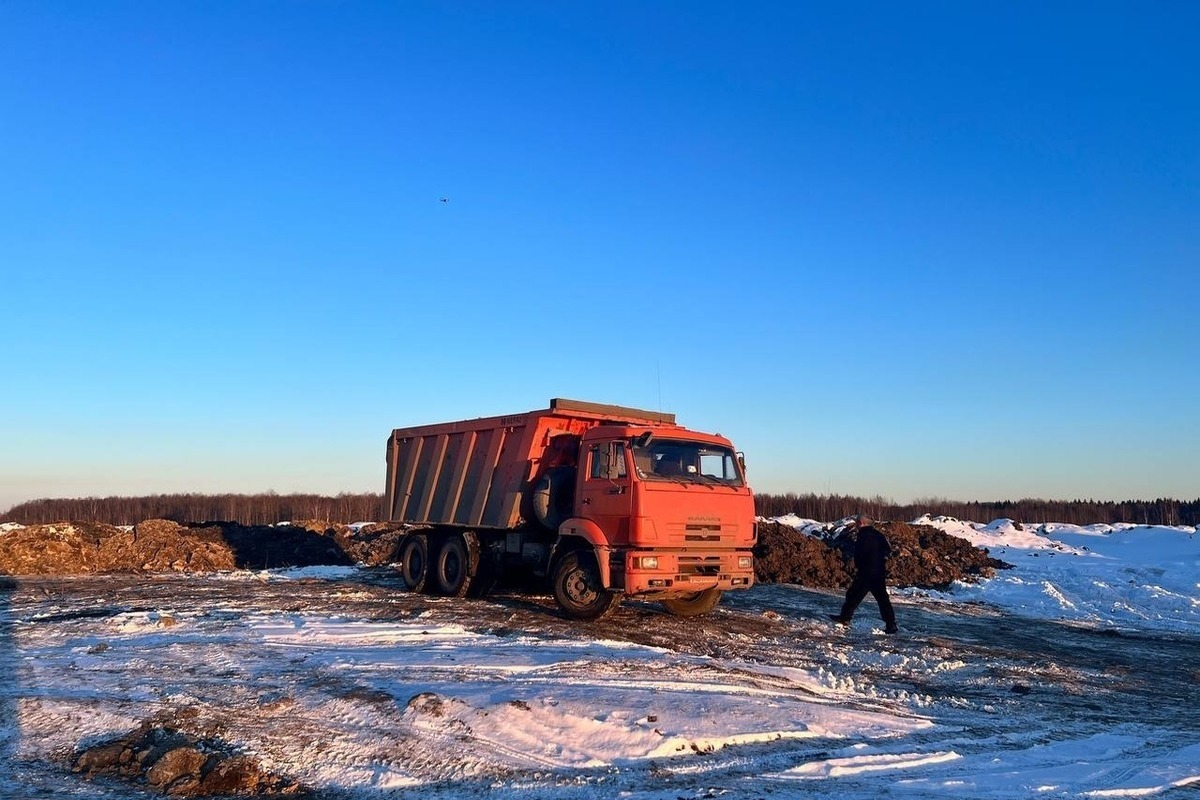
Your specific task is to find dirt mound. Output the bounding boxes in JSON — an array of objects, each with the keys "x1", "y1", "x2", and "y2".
[
  {"x1": 0, "y1": 520, "x2": 353, "y2": 576},
  {"x1": 754, "y1": 519, "x2": 1010, "y2": 590},
  {"x1": 330, "y1": 521, "x2": 411, "y2": 566},
  {"x1": 3, "y1": 517, "x2": 1009, "y2": 589},
  {"x1": 873, "y1": 520, "x2": 1010, "y2": 588},
  {"x1": 189, "y1": 521, "x2": 354, "y2": 571},
  {"x1": 73, "y1": 721, "x2": 304, "y2": 796},
  {"x1": 752, "y1": 522, "x2": 849, "y2": 586},
  {"x1": 0, "y1": 521, "x2": 236, "y2": 575}
]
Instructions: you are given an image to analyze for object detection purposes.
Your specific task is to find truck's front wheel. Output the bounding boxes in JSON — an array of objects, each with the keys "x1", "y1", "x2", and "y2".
[
  {"x1": 661, "y1": 588, "x2": 722, "y2": 617},
  {"x1": 552, "y1": 551, "x2": 615, "y2": 620},
  {"x1": 400, "y1": 534, "x2": 429, "y2": 593}
]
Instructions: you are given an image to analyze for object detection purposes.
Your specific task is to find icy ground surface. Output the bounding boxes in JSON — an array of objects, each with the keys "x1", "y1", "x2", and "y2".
[{"x1": 1, "y1": 565, "x2": 1198, "y2": 799}]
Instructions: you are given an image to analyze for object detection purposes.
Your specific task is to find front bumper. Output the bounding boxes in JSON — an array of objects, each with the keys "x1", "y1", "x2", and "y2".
[{"x1": 617, "y1": 550, "x2": 755, "y2": 597}]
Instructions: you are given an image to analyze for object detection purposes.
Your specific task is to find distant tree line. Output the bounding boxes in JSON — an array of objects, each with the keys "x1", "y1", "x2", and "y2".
[
  {"x1": 753, "y1": 493, "x2": 1200, "y2": 527},
  {"x1": 0, "y1": 493, "x2": 383, "y2": 527},
  {"x1": 3, "y1": 491, "x2": 1198, "y2": 528}
]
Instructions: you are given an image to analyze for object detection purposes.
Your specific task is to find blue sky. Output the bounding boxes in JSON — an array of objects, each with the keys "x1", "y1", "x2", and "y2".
[{"x1": 2, "y1": 2, "x2": 1196, "y2": 511}]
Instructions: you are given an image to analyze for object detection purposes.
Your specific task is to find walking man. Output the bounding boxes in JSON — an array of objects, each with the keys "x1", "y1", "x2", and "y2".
[{"x1": 830, "y1": 514, "x2": 898, "y2": 634}]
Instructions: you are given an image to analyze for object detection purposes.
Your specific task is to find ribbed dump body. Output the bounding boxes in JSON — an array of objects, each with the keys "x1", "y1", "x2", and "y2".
[{"x1": 384, "y1": 399, "x2": 677, "y2": 528}]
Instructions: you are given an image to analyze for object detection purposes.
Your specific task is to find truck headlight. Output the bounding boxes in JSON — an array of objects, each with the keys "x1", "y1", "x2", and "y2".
[
  {"x1": 635, "y1": 556, "x2": 659, "y2": 570},
  {"x1": 738, "y1": 555, "x2": 753, "y2": 569}
]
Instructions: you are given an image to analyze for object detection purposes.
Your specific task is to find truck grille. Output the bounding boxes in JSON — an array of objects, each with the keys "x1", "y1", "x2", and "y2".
[
  {"x1": 684, "y1": 523, "x2": 722, "y2": 542},
  {"x1": 678, "y1": 556, "x2": 723, "y2": 576}
]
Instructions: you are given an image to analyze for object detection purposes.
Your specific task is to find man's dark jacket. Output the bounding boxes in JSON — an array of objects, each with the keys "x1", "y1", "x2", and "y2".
[{"x1": 853, "y1": 525, "x2": 892, "y2": 578}]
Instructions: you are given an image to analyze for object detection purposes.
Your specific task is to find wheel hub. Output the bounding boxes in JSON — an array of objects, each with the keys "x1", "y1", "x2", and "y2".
[{"x1": 567, "y1": 572, "x2": 596, "y2": 603}]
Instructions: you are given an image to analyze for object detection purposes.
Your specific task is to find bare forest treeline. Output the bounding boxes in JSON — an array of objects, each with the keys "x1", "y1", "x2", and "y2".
[
  {"x1": 3, "y1": 491, "x2": 1198, "y2": 528},
  {"x1": 0, "y1": 493, "x2": 383, "y2": 527},
  {"x1": 754, "y1": 493, "x2": 1200, "y2": 527}
]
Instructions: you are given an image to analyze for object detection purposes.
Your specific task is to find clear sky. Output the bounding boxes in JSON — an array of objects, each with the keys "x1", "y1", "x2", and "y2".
[{"x1": 2, "y1": 2, "x2": 1196, "y2": 511}]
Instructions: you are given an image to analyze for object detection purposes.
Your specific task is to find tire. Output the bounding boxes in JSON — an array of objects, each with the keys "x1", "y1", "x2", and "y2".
[
  {"x1": 467, "y1": 566, "x2": 497, "y2": 598},
  {"x1": 467, "y1": 549, "x2": 499, "y2": 599},
  {"x1": 434, "y1": 532, "x2": 478, "y2": 597},
  {"x1": 552, "y1": 551, "x2": 615, "y2": 620},
  {"x1": 660, "y1": 588, "x2": 723, "y2": 617},
  {"x1": 399, "y1": 534, "x2": 429, "y2": 593},
  {"x1": 532, "y1": 466, "x2": 575, "y2": 532}
]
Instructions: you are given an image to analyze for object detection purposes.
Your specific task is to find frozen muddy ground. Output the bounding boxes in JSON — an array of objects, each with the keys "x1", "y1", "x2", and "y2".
[{"x1": 1, "y1": 569, "x2": 1198, "y2": 799}]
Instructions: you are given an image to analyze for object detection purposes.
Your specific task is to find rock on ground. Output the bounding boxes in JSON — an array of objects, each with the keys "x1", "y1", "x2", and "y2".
[{"x1": 73, "y1": 721, "x2": 305, "y2": 796}]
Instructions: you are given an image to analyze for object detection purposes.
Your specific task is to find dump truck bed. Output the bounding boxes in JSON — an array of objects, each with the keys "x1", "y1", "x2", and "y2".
[{"x1": 384, "y1": 399, "x2": 677, "y2": 528}]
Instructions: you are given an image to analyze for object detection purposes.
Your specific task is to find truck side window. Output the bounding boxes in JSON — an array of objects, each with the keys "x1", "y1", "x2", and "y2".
[
  {"x1": 612, "y1": 443, "x2": 627, "y2": 479},
  {"x1": 589, "y1": 445, "x2": 606, "y2": 480},
  {"x1": 589, "y1": 443, "x2": 628, "y2": 480}
]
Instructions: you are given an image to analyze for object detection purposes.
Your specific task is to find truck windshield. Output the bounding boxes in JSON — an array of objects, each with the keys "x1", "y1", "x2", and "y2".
[{"x1": 632, "y1": 439, "x2": 744, "y2": 486}]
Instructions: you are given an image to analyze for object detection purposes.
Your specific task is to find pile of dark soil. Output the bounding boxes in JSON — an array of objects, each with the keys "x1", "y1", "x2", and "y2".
[
  {"x1": 1, "y1": 518, "x2": 1010, "y2": 591},
  {"x1": 73, "y1": 722, "x2": 304, "y2": 796},
  {"x1": 752, "y1": 522, "x2": 849, "y2": 586},
  {"x1": 196, "y1": 521, "x2": 353, "y2": 571},
  {"x1": 877, "y1": 520, "x2": 1011, "y2": 588},
  {"x1": 0, "y1": 520, "x2": 351, "y2": 575},
  {"x1": 330, "y1": 521, "x2": 410, "y2": 566},
  {"x1": 0, "y1": 521, "x2": 236, "y2": 575},
  {"x1": 754, "y1": 520, "x2": 1011, "y2": 590}
]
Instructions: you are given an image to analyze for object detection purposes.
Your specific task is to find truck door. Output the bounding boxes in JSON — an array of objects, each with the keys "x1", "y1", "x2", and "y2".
[{"x1": 580, "y1": 440, "x2": 632, "y2": 544}]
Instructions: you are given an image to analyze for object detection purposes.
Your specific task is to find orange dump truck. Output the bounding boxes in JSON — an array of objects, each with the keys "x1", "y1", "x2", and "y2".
[{"x1": 384, "y1": 398, "x2": 756, "y2": 618}]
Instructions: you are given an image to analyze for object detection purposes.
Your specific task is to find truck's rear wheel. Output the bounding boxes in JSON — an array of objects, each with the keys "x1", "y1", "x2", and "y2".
[
  {"x1": 661, "y1": 588, "x2": 722, "y2": 617},
  {"x1": 434, "y1": 532, "x2": 478, "y2": 597},
  {"x1": 400, "y1": 534, "x2": 429, "y2": 593},
  {"x1": 552, "y1": 551, "x2": 615, "y2": 620}
]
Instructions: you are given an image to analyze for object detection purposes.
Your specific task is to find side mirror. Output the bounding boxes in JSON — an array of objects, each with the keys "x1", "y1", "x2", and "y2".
[
  {"x1": 635, "y1": 431, "x2": 654, "y2": 448},
  {"x1": 737, "y1": 451, "x2": 746, "y2": 473}
]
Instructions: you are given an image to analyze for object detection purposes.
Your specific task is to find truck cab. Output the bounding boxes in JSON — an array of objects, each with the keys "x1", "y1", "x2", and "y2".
[{"x1": 552, "y1": 425, "x2": 756, "y2": 618}]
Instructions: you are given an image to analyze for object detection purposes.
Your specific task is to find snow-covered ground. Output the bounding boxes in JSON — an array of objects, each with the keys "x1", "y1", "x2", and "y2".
[
  {"x1": 772, "y1": 513, "x2": 1200, "y2": 634},
  {"x1": 1, "y1": 517, "x2": 1197, "y2": 798}
]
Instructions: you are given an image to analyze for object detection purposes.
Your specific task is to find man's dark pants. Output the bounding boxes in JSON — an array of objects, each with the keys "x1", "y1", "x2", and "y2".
[{"x1": 839, "y1": 571, "x2": 896, "y2": 625}]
